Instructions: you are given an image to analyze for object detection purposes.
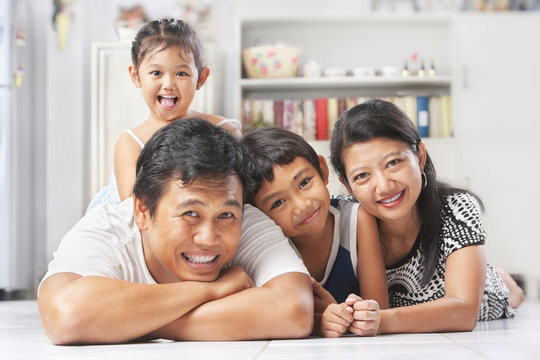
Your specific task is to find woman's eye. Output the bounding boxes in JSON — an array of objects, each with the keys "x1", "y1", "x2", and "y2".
[
  {"x1": 299, "y1": 177, "x2": 312, "y2": 189},
  {"x1": 354, "y1": 172, "x2": 369, "y2": 182},
  {"x1": 271, "y1": 199, "x2": 285, "y2": 210},
  {"x1": 387, "y1": 159, "x2": 401, "y2": 168}
]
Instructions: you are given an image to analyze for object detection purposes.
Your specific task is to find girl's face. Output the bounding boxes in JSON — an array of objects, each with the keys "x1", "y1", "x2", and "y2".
[
  {"x1": 129, "y1": 47, "x2": 208, "y2": 123},
  {"x1": 341, "y1": 138, "x2": 425, "y2": 224}
]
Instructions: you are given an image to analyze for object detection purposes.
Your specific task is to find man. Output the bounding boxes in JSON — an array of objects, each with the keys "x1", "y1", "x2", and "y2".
[{"x1": 38, "y1": 119, "x2": 313, "y2": 344}]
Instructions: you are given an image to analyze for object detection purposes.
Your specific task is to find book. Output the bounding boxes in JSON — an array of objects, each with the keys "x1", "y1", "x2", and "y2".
[
  {"x1": 315, "y1": 98, "x2": 328, "y2": 140},
  {"x1": 416, "y1": 96, "x2": 429, "y2": 138},
  {"x1": 327, "y1": 98, "x2": 339, "y2": 138},
  {"x1": 303, "y1": 99, "x2": 316, "y2": 140},
  {"x1": 401, "y1": 96, "x2": 418, "y2": 128},
  {"x1": 273, "y1": 100, "x2": 284, "y2": 129},
  {"x1": 439, "y1": 95, "x2": 452, "y2": 138},
  {"x1": 262, "y1": 99, "x2": 275, "y2": 126},
  {"x1": 428, "y1": 96, "x2": 440, "y2": 138},
  {"x1": 293, "y1": 100, "x2": 304, "y2": 137},
  {"x1": 283, "y1": 99, "x2": 295, "y2": 132}
]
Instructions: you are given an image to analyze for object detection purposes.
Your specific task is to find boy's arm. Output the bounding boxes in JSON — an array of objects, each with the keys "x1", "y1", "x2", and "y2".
[
  {"x1": 113, "y1": 132, "x2": 141, "y2": 201},
  {"x1": 148, "y1": 272, "x2": 313, "y2": 340},
  {"x1": 38, "y1": 266, "x2": 253, "y2": 345},
  {"x1": 356, "y1": 206, "x2": 389, "y2": 309}
]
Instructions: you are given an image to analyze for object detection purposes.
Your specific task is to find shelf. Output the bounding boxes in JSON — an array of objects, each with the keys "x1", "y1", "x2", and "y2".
[{"x1": 240, "y1": 76, "x2": 452, "y2": 90}]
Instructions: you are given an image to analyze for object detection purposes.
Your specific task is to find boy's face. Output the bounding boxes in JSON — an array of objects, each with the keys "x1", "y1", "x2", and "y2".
[
  {"x1": 129, "y1": 47, "x2": 209, "y2": 123},
  {"x1": 135, "y1": 175, "x2": 243, "y2": 283},
  {"x1": 253, "y1": 156, "x2": 331, "y2": 239}
]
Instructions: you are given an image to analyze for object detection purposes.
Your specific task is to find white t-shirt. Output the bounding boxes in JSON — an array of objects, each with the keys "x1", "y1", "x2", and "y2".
[{"x1": 40, "y1": 198, "x2": 308, "y2": 290}]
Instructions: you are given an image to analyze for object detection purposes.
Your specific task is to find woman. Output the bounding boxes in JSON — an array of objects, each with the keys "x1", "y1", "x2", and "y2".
[{"x1": 330, "y1": 99, "x2": 523, "y2": 333}]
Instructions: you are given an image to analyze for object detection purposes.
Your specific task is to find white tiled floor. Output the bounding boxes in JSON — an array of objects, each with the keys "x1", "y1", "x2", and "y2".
[{"x1": 1, "y1": 300, "x2": 539, "y2": 359}]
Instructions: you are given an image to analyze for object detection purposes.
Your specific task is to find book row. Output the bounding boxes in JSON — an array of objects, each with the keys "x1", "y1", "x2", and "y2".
[{"x1": 241, "y1": 95, "x2": 453, "y2": 140}]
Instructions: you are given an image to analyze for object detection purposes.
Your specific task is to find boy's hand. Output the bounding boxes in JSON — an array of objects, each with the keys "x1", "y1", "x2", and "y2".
[
  {"x1": 311, "y1": 277, "x2": 337, "y2": 313},
  {"x1": 346, "y1": 294, "x2": 380, "y2": 336},
  {"x1": 320, "y1": 302, "x2": 354, "y2": 338},
  {"x1": 214, "y1": 266, "x2": 254, "y2": 299}
]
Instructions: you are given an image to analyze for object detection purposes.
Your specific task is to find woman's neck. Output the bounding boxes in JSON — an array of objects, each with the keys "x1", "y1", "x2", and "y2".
[{"x1": 378, "y1": 206, "x2": 422, "y2": 267}]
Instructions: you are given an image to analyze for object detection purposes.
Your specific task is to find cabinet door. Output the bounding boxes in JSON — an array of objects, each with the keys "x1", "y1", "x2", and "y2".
[
  {"x1": 90, "y1": 43, "x2": 148, "y2": 199},
  {"x1": 452, "y1": 14, "x2": 540, "y2": 279}
]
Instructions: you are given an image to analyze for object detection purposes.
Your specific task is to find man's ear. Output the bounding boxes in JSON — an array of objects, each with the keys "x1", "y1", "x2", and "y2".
[
  {"x1": 339, "y1": 176, "x2": 354, "y2": 197},
  {"x1": 318, "y1": 155, "x2": 330, "y2": 185},
  {"x1": 129, "y1": 65, "x2": 141, "y2": 88},
  {"x1": 133, "y1": 196, "x2": 150, "y2": 230},
  {"x1": 418, "y1": 141, "x2": 427, "y2": 172},
  {"x1": 196, "y1": 67, "x2": 210, "y2": 90}
]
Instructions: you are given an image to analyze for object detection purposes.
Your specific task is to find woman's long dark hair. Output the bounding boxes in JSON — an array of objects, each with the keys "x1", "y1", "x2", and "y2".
[{"x1": 330, "y1": 99, "x2": 482, "y2": 286}]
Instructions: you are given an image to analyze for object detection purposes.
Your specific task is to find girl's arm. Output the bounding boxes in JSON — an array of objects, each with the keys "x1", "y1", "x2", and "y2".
[
  {"x1": 356, "y1": 206, "x2": 389, "y2": 309},
  {"x1": 113, "y1": 132, "x2": 142, "y2": 201},
  {"x1": 379, "y1": 244, "x2": 486, "y2": 334}
]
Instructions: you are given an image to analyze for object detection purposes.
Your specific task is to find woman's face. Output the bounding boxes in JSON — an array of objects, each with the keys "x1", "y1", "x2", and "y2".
[{"x1": 341, "y1": 138, "x2": 425, "y2": 224}]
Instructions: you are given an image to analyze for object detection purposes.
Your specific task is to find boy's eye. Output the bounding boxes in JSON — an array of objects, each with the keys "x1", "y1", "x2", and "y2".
[
  {"x1": 299, "y1": 177, "x2": 312, "y2": 189},
  {"x1": 271, "y1": 199, "x2": 285, "y2": 210}
]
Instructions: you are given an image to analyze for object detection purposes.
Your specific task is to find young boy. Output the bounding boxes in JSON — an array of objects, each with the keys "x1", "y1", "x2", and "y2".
[
  {"x1": 38, "y1": 119, "x2": 312, "y2": 344},
  {"x1": 241, "y1": 127, "x2": 388, "y2": 337}
]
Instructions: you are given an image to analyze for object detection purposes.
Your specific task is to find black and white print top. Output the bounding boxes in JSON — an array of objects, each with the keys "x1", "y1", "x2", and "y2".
[{"x1": 386, "y1": 192, "x2": 515, "y2": 321}]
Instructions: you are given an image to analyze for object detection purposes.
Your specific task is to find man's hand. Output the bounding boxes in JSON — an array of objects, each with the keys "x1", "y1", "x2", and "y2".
[
  {"x1": 311, "y1": 277, "x2": 337, "y2": 313},
  {"x1": 345, "y1": 294, "x2": 380, "y2": 336}
]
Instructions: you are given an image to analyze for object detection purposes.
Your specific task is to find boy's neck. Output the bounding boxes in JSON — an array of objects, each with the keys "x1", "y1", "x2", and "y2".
[{"x1": 291, "y1": 211, "x2": 335, "y2": 282}]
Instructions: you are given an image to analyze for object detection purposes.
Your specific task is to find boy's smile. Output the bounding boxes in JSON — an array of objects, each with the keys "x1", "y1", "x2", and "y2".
[{"x1": 254, "y1": 157, "x2": 331, "y2": 240}]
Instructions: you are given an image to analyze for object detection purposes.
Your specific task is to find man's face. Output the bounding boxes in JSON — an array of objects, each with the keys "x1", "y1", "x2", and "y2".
[{"x1": 135, "y1": 175, "x2": 243, "y2": 283}]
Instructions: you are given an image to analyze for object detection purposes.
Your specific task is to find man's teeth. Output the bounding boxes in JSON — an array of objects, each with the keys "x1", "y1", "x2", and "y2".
[
  {"x1": 379, "y1": 191, "x2": 403, "y2": 204},
  {"x1": 183, "y1": 254, "x2": 217, "y2": 264}
]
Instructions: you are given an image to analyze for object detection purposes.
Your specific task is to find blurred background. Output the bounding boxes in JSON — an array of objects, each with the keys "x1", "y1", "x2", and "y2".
[{"x1": 1, "y1": 0, "x2": 539, "y2": 300}]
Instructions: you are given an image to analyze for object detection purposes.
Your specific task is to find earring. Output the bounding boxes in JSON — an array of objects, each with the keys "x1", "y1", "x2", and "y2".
[{"x1": 421, "y1": 172, "x2": 428, "y2": 189}]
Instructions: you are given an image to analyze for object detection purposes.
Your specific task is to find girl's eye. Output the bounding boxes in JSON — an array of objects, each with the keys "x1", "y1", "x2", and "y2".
[
  {"x1": 299, "y1": 177, "x2": 312, "y2": 189},
  {"x1": 271, "y1": 199, "x2": 285, "y2": 210},
  {"x1": 176, "y1": 71, "x2": 189, "y2": 77},
  {"x1": 151, "y1": 70, "x2": 162, "y2": 76}
]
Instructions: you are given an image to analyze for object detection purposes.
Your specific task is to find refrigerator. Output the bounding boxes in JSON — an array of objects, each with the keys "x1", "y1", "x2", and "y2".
[{"x1": 0, "y1": 0, "x2": 34, "y2": 298}]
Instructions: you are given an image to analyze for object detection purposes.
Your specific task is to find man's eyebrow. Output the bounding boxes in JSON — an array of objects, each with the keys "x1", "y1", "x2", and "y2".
[{"x1": 176, "y1": 198, "x2": 242, "y2": 209}]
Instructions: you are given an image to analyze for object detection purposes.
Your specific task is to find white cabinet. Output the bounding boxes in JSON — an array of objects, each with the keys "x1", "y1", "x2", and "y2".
[{"x1": 452, "y1": 13, "x2": 540, "y2": 291}]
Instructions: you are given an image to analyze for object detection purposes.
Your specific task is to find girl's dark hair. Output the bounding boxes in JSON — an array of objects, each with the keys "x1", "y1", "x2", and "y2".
[
  {"x1": 330, "y1": 99, "x2": 482, "y2": 286},
  {"x1": 241, "y1": 126, "x2": 323, "y2": 205},
  {"x1": 131, "y1": 18, "x2": 204, "y2": 78},
  {"x1": 133, "y1": 118, "x2": 255, "y2": 217}
]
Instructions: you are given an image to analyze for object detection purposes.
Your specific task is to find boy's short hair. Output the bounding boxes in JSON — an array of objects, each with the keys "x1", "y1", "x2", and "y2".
[
  {"x1": 133, "y1": 118, "x2": 254, "y2": 217},
  {"x1": 241, "y1": 127, "x2": 323, "y2": 205}
]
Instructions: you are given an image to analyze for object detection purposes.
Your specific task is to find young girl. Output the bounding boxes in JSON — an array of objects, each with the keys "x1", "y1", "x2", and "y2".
[
  {"x1": 330, "y1": 99, "x2": 524, "y2": 333},
  {"x1": 242, "y1": 127, "x2": 388, "y2": 337},
  {"x1": 87, "y1": 18, "x2": 241, "y2": 210}
]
